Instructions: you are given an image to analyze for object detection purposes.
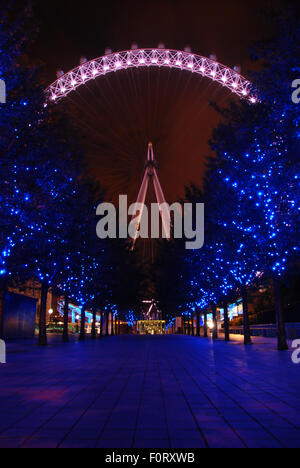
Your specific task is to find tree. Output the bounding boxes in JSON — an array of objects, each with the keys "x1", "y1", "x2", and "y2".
[
  {"x1": 51, "y1": 178, "x2": 104, "y2": 343},
  {"x1": 0, "y1": 2, "x2": 95, "y2": 345},
  {"x1": 0, "y1": 1, "x2": 52, "y2": 338},
  {"x1": 210, "y1": 5, "x2": 300, "y2": 349}
]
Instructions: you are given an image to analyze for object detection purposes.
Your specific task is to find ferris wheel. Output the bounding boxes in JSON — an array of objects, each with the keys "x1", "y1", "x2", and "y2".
[
  {"x1": 46, "y1": 47, "x2": 255, "y2": 254},
  {"x1": 46, "y1": 47, "x2": 255, "y2": 103}
]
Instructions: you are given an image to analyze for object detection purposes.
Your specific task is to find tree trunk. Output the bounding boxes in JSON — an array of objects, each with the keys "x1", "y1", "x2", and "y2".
[
  {"x1": 223, "y1": 301, "x2": 230, "y2": 342},
  {"x1": 191, "y1": 313, "x2": 195, "y2": 336},
  {"x1": 242, "y1": 286, "x2": 252, "y2": 345},
  {"x1": 203, "y1": 312, "x2": 208, "y2": 338},
  {"x1": 39, "y1": 282, "x2": 49, "y2": 346},
  {"x1": 91, "y1": 308, "x2": 97, "y2": 340},
  {"x1": 62, "y1": 293, "x2": 69, "y2": 343},
  {"x1": 187, "y1": 316, "x2": 191, "y2": 336},
  {"x1": 105, "y1": 311, "x2": 109, "y2": 336},
  {"x1": 79, "y1": 305, "x2": 86, "y2": 341},
  {"x1": 100, "y1": 312, "x2": 104, "y2": 337},
  {"x1": 0, "y1": 278, "x2": 7, "y2": 340},
  {"x1": 196, "y1": 310, "x2": 200, "y2": 337},
  {"x1": 212, "y1": 304, "x2": 218, "y2": 339},
  {"x1": 51, "y1": 293, "x2": 58, "y2": 318},
  {"x1": 111, "y1": 315, "x2": 115, "y2": 336},
  {"x1": 273, "y1": 277, "x2": 288, "y2": 351},
  {"x1": 118, "y1": 318, "x2": 121, "y2": 335}
]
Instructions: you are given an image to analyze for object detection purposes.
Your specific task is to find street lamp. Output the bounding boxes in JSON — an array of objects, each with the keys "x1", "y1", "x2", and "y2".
[{"x1": 48, "y1": 309, "x2": 53, "y2": 324}]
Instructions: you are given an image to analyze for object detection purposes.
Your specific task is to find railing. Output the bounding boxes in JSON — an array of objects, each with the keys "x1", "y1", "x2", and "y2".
[{"x1": 226, "y1": 323, "x2": 300, "y2": 340}]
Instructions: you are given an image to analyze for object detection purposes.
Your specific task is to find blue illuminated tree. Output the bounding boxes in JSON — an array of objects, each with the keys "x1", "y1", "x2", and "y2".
[
  {"x1": 0, "y1": 1, "x2": 47, "y2": 338},
  {"x1": 205, "y1": 159, "x2": 262, "y2": 343},
  {"x1": 0, "y1": 1, "x2": 88, "y2": 345},
  {"x1": 183, "y1": 184, "x2": 236, "y2": 341},
  {"x1": 44, "y1": 178, "x2": 102, "y2": 343},
  {"x1": 44, "y1": 178, "x2": 111, "y2": 342},
  {"x1": 210, "y1": 6, "x2": 300, "y2": 349},
  {"x1": 26, "y1": 115, "x2": 85, "y2": 345}
]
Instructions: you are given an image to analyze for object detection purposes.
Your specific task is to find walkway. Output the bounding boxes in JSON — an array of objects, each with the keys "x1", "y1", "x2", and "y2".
[{"x1": 0, "y1": 335, "x2": 299, "y2": 448}]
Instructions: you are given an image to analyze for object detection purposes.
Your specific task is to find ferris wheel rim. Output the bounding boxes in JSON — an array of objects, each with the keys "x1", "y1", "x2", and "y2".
[{"x1": 45, "y1": 48, "x2": 257, "y2": 104}]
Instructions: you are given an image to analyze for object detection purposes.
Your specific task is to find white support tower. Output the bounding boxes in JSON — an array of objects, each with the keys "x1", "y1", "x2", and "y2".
[{"x1": 131, "y1": 143, "x2": 170, "y2": 250}]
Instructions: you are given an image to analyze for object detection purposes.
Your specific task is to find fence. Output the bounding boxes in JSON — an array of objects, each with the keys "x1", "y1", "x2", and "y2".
[{"x1": 227, "y1": 323, "x2": 300, "y2": 340}]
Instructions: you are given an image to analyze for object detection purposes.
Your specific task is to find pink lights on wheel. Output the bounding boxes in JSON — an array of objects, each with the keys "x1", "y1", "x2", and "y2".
[
  {"x1": 46, "y1": 48, "x2": 255, "y2": 103},
  {"x1": 138, "y1": 50, "x2": 146, "y2": 65}
]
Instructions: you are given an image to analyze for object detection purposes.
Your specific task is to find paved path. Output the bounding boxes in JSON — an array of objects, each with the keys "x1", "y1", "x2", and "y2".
[{"x1": 0, "y1": 335, "x2": 300, "y2": 448}]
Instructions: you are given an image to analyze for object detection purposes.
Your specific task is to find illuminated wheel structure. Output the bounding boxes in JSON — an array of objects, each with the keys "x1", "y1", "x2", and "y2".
[
  {"x1": 45, "y1": 48, "x2": 256, "y2": 261},
  {"x1": 46, "y1": 48, "x2": 256, "y2": 103}
]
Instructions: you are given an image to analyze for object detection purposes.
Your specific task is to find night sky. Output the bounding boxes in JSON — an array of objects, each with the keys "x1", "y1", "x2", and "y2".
[{"x1": 31, "y1": 0, "x2": 283, "y2": 204}]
